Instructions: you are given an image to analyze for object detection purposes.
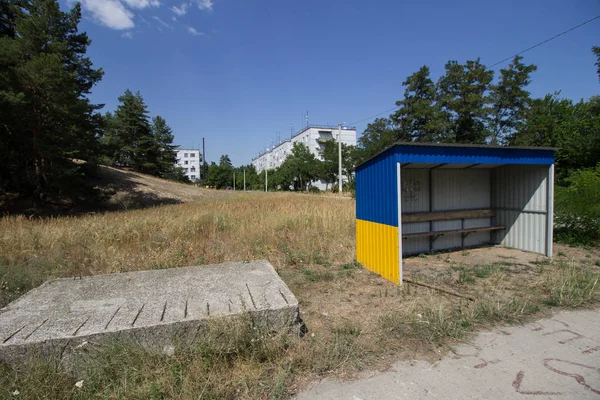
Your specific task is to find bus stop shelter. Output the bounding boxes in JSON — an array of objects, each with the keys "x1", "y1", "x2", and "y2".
[{"x1": 355, "y1": 143, "x2": 556, "y2": 285}]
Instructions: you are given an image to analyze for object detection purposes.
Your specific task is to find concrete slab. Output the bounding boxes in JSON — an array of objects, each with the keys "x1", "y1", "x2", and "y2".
[{"x1": 0, "y1": 260, "x2": 300, "y2": 366}]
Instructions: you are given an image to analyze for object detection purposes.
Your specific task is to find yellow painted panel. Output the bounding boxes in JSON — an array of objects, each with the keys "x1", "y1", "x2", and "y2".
[{"x1": 356, "y1": 219, "x2": 399, "y2": 284}]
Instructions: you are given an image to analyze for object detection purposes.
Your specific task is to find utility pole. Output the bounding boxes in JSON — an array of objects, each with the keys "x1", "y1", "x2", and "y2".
[
  {"x1": 265, "y1": 169, "x2": 268, "y2": 192},
  {"x1": 338, "y1": 123, "x2": 342, "y2": 195},
  {"x1": 233, "y1": 172, "x2": 236, "y2": 191},
  {"x1": 243, "y1": 169, "x2": 246, "y2": 191},
  {"x1": 202, "y1": 137, "x2": 206, "y2": 179}
]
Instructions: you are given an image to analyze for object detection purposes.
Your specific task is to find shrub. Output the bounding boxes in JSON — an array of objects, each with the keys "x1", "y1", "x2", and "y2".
[
  {"x1": 308, "y1": 186, "x2": 320, "y2": 194},
  {"x1": 554, "y1": 164, "x2": 600, "y2": 245}
]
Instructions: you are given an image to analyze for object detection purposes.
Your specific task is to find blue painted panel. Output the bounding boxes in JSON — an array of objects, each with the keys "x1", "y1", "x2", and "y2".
[
  {"x1": 356, "y1": 146, "x2": 554, "y2": 174},
  {"x1": 356, "y1": 149, "x2": 398, "y2": 227},
  {"x1": 391, "y1": 145, "x2": 554, "y2": 166}
]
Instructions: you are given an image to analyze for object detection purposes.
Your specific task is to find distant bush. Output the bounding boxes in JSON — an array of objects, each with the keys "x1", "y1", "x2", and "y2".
[
  {"x1": 555, "y1": 164, "x2": 600, "y2": 245},
  {"x1": 308, "y1": 186, "x2": 321, "y2": 194}
]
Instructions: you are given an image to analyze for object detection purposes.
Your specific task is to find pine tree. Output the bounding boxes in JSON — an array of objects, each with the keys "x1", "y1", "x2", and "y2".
[
  {"x1": 392, "y1": 66, "x2": 444, "y2": 142},
  {"x1": 437, "y1": 59, "x2": 493, "y2": 143},
  {"x1": 103, "y1": 90, "x2": 154, "y2": 172},
  {"x1": 0, "y1": 0, "x2": 103, "y2": 200},
  {"x1": 488, "y1": 56, "x2": 537, "y2": 144}
]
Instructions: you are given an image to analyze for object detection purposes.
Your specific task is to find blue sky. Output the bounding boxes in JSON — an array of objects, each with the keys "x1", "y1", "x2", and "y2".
[{"x1": 68, "y1": 0, "x2": 600, "y2": 166}]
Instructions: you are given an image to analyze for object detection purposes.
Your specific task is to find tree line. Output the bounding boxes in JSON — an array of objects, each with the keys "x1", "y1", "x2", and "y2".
[
  {"x1": 0, "y1": 0, "x2": 185, "y2": 205},
  {"x1": 207, "y1": 51, "x2": 600, "y2": 193}
]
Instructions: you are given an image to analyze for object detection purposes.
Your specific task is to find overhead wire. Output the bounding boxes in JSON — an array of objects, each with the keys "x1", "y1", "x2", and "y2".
[{"x1": 346, "y1": 14, "x2": 600, "y2": 127}]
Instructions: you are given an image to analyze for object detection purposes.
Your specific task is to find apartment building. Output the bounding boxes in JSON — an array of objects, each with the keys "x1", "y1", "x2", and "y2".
[
  {"x1": 251, "y1": 125, "x2": 357, "y2": 190},
  {"x1": 176, "y1": 149, "x2": 203, "y2": 181}
]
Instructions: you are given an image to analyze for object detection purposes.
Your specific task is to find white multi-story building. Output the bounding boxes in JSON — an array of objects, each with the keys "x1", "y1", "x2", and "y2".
[
  {"x1": 251, "y1": 125, "x2": 357, "y2": 190},
  {"x1": 176, "y1": 149, "x2": 203, "y2": 181}
]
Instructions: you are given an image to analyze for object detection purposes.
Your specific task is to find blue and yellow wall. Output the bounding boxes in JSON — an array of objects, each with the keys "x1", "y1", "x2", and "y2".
[{"x1": 355, "y1": 153, "x2": 400, "y2": 284}]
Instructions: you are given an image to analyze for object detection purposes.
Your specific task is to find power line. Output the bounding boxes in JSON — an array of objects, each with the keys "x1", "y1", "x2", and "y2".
[
  {"x1": 346, "y1": 14, "x2": 600, "y2": 128},
  {"x1": 489, "y1": 14, "x2": 600, "y2": 68},
  {"x1": 347, "y1": 106, "x2": 399, "y2": 126}
]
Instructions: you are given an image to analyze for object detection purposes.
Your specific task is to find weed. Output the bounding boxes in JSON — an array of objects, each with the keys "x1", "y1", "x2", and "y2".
[
  {"x1": 596, "y1": 260, "x2": 600, "y2": 267},
  {"x1": 454, "y1": 267, "x2": 476, "y2": 284},
  {"x1": 340, "y1": 261, "x2": 362, "y2": 270},
  {"x1": 302, "y1": 269, "x2": 334, "y2": 283},
  {"x1": 544, "y1": 263, "x2": 600, "y2": 307},
  {"x1": 558, "y1": 251, "x2": 567, "y2": 257}
]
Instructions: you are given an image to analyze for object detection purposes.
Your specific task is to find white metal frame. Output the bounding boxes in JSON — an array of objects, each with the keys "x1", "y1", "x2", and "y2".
[
  {"x1": 546, "y1": 164, "x2": 554, "y2": 257},
  {"x1": 397, "y1": 162, "x2": 403, "y2": 285}
]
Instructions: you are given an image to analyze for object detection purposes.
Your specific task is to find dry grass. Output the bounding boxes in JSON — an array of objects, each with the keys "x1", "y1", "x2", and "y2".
[{"x1": 1, "y1": 191, "x2": 599, "y2": 399}]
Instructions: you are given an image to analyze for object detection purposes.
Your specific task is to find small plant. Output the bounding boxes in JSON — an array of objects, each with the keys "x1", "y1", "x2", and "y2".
[
  {"x1": 595, "y1": 260, "x2": 600, "y2": 267},
  {"x1": 544, "y1": 263, "x2": 600, "y2": 307},
  {"x1": 455, "y1": 267, "x2": 476, "y2": 284},
  {"x1": 558, "y1": 251, "x2": 567, "y2": 257},
  {"x1": 340, "y1": 261, "x2": 362, "y2": 270},
  {"x1": 301, "y1": 268, "x2": 334, "y2": 282}
]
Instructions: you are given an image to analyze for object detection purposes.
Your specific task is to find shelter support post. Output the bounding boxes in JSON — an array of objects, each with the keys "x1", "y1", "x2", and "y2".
[
  {"x1": 546, "y1": 164, "x2": 554, "y2": 257},
  {"x1": 397, "y1": 162, "x2": 403, "y2": 285}
]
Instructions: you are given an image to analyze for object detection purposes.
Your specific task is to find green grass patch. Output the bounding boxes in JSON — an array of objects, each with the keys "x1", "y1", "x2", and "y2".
[
  {"x1": 544, "y1": 263, "x2": 600, "y2": 307},
  {"x1": 301, "y1": 268, "x2": 334, "y2": 282}
]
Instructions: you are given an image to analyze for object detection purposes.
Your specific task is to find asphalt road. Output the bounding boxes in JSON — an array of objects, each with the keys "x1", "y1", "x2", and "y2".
[{"x1": 297, "y1": 309, "x2": 600, "y2": 400}]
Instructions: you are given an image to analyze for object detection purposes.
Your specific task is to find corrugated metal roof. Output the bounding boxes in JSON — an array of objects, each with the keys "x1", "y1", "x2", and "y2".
[{"x1": 356, "y1": 143, "x2": 555, "y2": 171}]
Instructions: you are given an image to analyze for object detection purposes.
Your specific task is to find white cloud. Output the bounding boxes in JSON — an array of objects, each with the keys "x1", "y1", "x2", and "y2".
[
  {"x1": 196, "y1": 0, "x2": 213, "y2": 10},
  {"x1": 170, "y1": 2, "x2": 188, "y2": 16},
  {"x1": 121, "y1": 31, "x2": 134, "y2": 39},
  {"x1": 187, "y1": 26, "x2": 206, "y2": 36},
  {"x1": 80, "y1": 0, "x2": 135, "y2": 30},
  {"x1": 153, "y1": 16, "x2": 174, "y2": 31},
  {"x1": 122, "y1": 0, "x2": 159, "y2": 8}
]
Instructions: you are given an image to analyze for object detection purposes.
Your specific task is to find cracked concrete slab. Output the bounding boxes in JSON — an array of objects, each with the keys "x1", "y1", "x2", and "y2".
[{"x1": 0, "y1": 260, "x2": 299, "y2": 366}]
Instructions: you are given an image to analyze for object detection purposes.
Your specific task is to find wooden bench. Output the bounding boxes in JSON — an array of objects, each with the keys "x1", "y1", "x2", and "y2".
[{"x1": 401, "y1": 209, "x2": 504, "y2": 240}]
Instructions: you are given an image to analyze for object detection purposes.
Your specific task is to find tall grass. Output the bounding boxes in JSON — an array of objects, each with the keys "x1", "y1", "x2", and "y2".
[
  {"x1": 0, "y1": 194, "x2": 355, "y2": 307},
  {"x1": 544, "y1": 262, "x2": 600, "y2": 307}
]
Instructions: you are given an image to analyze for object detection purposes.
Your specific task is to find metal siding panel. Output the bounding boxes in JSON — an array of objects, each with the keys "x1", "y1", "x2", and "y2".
[
  {"x1": 387, "y1": 145, "x2": 555, "y2": 165},
  {"x1": 355, "y1": 152, "x2": 398, "y2": 226},
  {"x1": 402, "y1": 222, "x2": 430, "y2": 254},
  {"x1": 356, "y1": 219, "x2": 399, "y2": 284},
  {"x1": 400, "y1": 169, "x2": 430, "y2": 255},
  {"x1": 493, "y1": 165, "x2": 549, "y2": 255},
  {"x1": 430, "y1": 169, "x2": 491, "y2": 251}
]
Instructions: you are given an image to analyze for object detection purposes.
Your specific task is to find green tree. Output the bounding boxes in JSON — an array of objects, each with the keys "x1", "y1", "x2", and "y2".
[
  {"x1": 593, "y1": 46, "x2": 600, "y2": 82},
  {"x1": 317, "y1": 139, "x2": 356, "y2": 190},
  {"x1": 355, "y1": 118, "x2": 399, "y2": 163},
  {"x1": 150, "y1": 116, "x2": 186, "y2": 181},
  {"x1": 509, "y1": 94, "x2": 600, "y2": 182},
  {"x1": 279, "y1": 143, "x2": 320, "y2": 191},
  {"x1": 392, "y1": 66, "x2": 444, "y2": 142},
  {"x1": 488, "y1": 56, "x2": 537, "y2": 144},
  {"x1": 0, "y1": 0, "x2": 103, "y2": 200},
  {"x1": 437, "y1": 59, "x2": 494, "y2": 143}
]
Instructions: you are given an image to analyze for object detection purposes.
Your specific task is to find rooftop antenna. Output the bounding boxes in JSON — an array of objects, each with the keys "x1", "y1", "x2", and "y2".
[
  {"x1": 306, "y1": 110, "x2": 309, "y2": 128},
  {"x1": 290, "y1": 123, "x2": 293, "y2": 139}
]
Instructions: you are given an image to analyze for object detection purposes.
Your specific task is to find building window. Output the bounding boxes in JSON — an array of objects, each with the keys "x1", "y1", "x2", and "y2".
[
  {"x1": 190, "y1": 175, "x2": 196, "y2": 179},
  {"x1": 184, "y1": 153, "x2": 188, "y2": 157},
  {"x1": 190, "y1": 153, "x2": 195, "y2": 157},
  {"x1": 184, "y1": 161, "x2": 188, "y2": 165},
  {"x1": 191, "y1": 167, "x2": 196, "y2": 172},
  {"x1": 184, "y1": 168, "x2": 188, "y2": 172}
]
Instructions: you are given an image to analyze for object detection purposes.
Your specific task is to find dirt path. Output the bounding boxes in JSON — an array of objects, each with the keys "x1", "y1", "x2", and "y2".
[{"x1": 297, "y1": 309, "x2": 600, "y2": 399}]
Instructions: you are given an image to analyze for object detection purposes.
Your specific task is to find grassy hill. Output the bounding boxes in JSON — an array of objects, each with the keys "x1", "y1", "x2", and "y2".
[{"x1": 0, "y1": 165, "x2": 227, "y2": 215}]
